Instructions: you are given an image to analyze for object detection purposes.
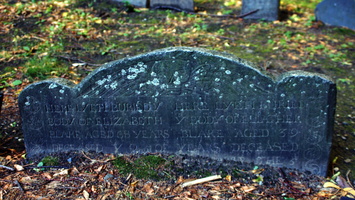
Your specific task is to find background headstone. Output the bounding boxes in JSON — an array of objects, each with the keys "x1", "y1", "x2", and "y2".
[
  {"x1": 150, "y1": 0, "x2": 194, "y2": 12},
  {"x1": 241, "y1": 0, "x2": 280, "y2": 21},
  {"x1": 111, "y1": 0, "x2": 147, "y2": 8},
  {"x1": 19, "y1": 47, "x2": 336, "y2": 176},
  {"x1": 315, "y1": 0, "x2": 355, "y2": 30}
]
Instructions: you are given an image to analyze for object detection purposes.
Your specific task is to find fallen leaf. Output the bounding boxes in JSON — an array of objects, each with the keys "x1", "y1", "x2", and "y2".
[
  {"x1": 83, "y1": 190, "x2": 90, "y2": 200},
  {"x1": 14, "y1": 164, "x2": 24, "y2": 171},
  {"x1": 54, "y1": 169, "x2": 69, "y2": 177},
  {"x1": 343, "y1": 187, "x2": 355, "y2": 196},
  {"x1": 242, "y1": 185, "x2": 257, "y2": 192},
  {"x1": 323, "y1": 182, "x2": 341, "y2": 189}
]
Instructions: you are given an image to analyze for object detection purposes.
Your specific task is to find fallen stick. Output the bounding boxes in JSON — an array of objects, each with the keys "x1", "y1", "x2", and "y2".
[
  {"x1": 181, "y1": 175, "x2": 222, "y2": 187},
  {"x1": 0, "y1": 165, "x2": 14, "y2": 171}
]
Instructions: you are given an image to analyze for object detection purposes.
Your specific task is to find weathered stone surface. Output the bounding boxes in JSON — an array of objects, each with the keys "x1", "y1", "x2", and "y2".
[
  {"x1": 111, "y1": 0, "x2": 147, "y2": 8},
  {"x1": 241, "y1": 0, "x2": 280, "y2": 21},
  {"x1": 315, "y1": 0, "x2": 355, "y2": 30},
  {"x1": 19, "y1": 47, "x2": 336, "y2": 176},
  {"x1": 150, "y1": 0, "x2": 194, "y2": 12}
]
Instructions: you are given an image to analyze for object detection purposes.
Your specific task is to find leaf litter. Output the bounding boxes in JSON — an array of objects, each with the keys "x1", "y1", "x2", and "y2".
[{"x1": 0, "y1": 151, "x2": 353, "y2": 199}]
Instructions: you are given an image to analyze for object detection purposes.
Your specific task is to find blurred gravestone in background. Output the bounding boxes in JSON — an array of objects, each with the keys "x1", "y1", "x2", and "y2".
[
  {"x1": 110, "y1": 0, "x2": 194, "y2": 12},
  {"x1": 111, "y1": 0, "x2": 147, "y2": 8},
  {"x1": 315, "y1": 0, "x2": 355, "y2": 30},
  {"x1": 151, "y1": 0, "x2": 194, "y2": 12},
  {"x1": 241, "y1": 0, "x2": 280, "y2": 21}
]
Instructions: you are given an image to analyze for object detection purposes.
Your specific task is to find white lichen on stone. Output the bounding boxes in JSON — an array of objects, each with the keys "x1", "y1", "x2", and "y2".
[
  {"x1": 237, "y1": 78, "x2": 243, "y2": 82},
  {"x1": 293, "y1": 83, "x2": 297, "y2": 87},
  {"x1": 266, "y1": 100, "x2": 271, "y2": 103},
  {"x1": 249, "y1": 84, "x2": 254, "y2": 88},
  {"x1": 215, "y1": 78, "x2": 220, "y2": 82},
  {"x1": 214, "y1": 88, "x2": 220, "y2": 93},
  {"x1": 194, "y1": 76, "x2": 200, "y2": 81},
  {"x1": 151, "y1": 72, "x2": 157, "y2": 76},
  {"x1": 160, "y1": 84, "x2": 167, "y2": 89},
  {"x1": 151, "y1": 78, "x2": 160, "y2": 86},
  {"x1": 173, "y1": 77, "x2": 181, "y2": 85},
  {"x1": 59, "y1": 89, "x2": 65, "y2": 94},
  {"x1": 127, "y1": 62, "x2": 147, "y2": 80},
  {"x1": 96, "y1": 79, "x2": 106, "y2": 86},
  {"x1": 225, "y1": 70, "x2": 231, "y2": 75},
  {"x1": 233, "y1": 82, "x2": 236, "y2": 85},
  {"x1": 48, "y1": 83, "x2": 58, "y2": 89},
  {"x1": 110, "y1": 81, "x2": 118, "y2": 89},
  {"x1": 83, "y1": 95, "x2": 88, "y2": 98},
  {"x1": 121, "y1": 69, "x2": 127, "y2": 76},
  {"x1": 95, "y1": 91, "x2": 99, "y2": 95},
  {"x1": 280, "y1": 93, "x2": 285, "y2": 97}
]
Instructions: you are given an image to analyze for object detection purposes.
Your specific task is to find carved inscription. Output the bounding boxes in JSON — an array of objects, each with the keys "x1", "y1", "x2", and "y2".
[{"x1": 19, "y1": 47, "x2": 336, "y2": 176}]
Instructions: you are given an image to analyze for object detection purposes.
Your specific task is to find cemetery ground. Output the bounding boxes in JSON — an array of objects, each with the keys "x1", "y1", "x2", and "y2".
[{"x1": 0, "y1": 0, "x2": 354, "y2": 199}]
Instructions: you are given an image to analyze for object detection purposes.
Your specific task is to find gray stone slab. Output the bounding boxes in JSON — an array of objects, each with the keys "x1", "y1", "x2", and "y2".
[
  {"x1": 150, "y1": 0, "x2": 194, "y2": 12},
  {"x1": 315, "y1": 0, "x2": 355, "y2": 30},
  {"x1": 241, "y1": 0, "x2": 280, "y2": 21},
  {"x1": 19, "y1": 47, "x2": 336, "y2": 176},
  {"x1": 111, "y1": 0, "x2": 147, "y2": 8}
]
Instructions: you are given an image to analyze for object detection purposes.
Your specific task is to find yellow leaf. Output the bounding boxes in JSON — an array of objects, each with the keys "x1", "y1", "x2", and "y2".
[
  {"x1": 343, "y1": 187, "x2": 355, "y2": 196},
  {"x1": 225, "y1": 175, "x2": 232, "y2": 182},
  {"x1": 323, "y1": 182, "x2": 341, "y2": 189},
  {"x1": 62, "y1": 12, "x2": 68, "y2": 17}
]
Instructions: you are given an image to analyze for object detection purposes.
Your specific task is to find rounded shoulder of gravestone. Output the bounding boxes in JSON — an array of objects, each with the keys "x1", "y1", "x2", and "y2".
[{"x1": 18, "y1": 47, "x2": 335, "y2": 102}]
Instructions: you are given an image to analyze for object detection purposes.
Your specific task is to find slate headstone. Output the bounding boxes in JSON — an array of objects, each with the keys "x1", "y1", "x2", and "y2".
[
  {"x1": 241, "y1": 0, "x2": 280, "y2": 21},
  {"x1": 315, "y1": 0, "x2": 355, "y2": 30},
  {"x1": 111, "y1": 0, "x2": 147, "y2": 8},
  {"x1": 19, "y1": 47, "x2": 336, "y2": 176},
  {"x1": 150, "y1": 0, "x2": 194, "y2": 12}
]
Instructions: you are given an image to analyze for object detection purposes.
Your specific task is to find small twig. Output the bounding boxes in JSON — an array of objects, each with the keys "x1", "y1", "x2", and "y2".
[
  {"x1": 181, "y1": 175, "x2": 222, "y2": 187},
  {"x1": 57, "y1": 55, "x2": 102, "y2": 67},
  {"x1": 24, "y1": 165, "x2": 70, "y2": 169},
  {"x1": 14, "y1": 180, "x2": 24, "y2": 193},
  {"x1": 346, "y1": 170, "x2": 354, "y2": 188},
  {"x1": 0, "y1": 165, "x2": 14, "y2": 171},
  {"x1": 278, "y1": 168, "x2": 307, "y2": 195}
]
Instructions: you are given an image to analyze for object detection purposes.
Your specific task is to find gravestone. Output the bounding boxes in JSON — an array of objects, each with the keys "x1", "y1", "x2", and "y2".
[
  {"x1": 150, "y1": 0, "x2": 194, "y2": 12},
  {"x1": 19, "y1": 47, "x2": 336, "y2": 176},
  {"x1": 241, "y1": 0, "x2": 280, "y2": 21},
  {"x1": 315, "y1": 0, "x2": 355, "y2": 30},
  {"x1": 111, "y1": 0, "x2": 147, "y2": 8}
]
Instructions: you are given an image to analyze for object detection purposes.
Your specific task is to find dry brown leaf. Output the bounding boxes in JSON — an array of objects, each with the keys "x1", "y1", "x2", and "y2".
[
  {"x1": 83, "y1": 190, "x2": 89, "y2": 200},
  {"x1": 46, "y1": 181, "x2": 61, "y2": 189},
  {"x1": 242, "y1": 185, "x2": 257, "y2": 193},
  {"x1": 13, "y1": 164, "x2": 24, "y2": 171},
  {"x1": 54, "y1": 169, "x2": 69, "y2": 177}
]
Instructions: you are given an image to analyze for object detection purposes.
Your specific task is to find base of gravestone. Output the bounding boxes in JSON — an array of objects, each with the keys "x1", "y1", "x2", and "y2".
[{"x1": 241, "y1": 0, "x2": 280, "y2": 21}]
